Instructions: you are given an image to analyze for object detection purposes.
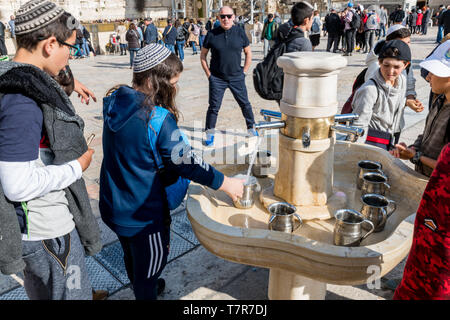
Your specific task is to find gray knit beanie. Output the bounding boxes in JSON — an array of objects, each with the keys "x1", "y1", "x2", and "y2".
[
  {"x1": 133, "y1": 43, "x2": 172, "y2": 73},
  {"x1": 15, "y1": 0, "x2": 66, "y2": 35}
]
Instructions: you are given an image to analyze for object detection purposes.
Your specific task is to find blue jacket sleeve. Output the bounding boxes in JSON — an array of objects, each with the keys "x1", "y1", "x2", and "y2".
[{"x1": 156, "y1": 113, "x2": 224, "y2": 190}]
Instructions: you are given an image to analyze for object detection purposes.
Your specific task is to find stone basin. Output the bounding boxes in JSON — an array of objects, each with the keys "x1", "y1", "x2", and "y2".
[{"x1": 186, "y1": 141, "x2": 428, "y2": 299}]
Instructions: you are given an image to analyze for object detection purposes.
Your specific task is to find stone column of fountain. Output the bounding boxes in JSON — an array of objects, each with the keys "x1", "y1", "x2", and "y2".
[{"x1": 262, "y1": 52, "x2": 347, "y2": 300}]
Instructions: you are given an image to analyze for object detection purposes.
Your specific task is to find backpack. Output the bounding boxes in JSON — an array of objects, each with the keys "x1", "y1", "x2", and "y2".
[
  {"x1": 253, "y1": 30, "x2": 304, "y2": 101},
  {"x1": 192, "y1": 24, "x2": 200, "y2": 36},
  {"x1": 351, "y1": 12, "x2": 361, "y2": 29},
  {"x1": 366, "y1": 14, "x2": 378, "y2": 29},
  {"x1": 311, "y1": 18, "x2": 320, "y2": 33},
  {"x1": 341, "y1": 67, "x2": 369, "y2": 114},
  {"x1": 176, "y1": 27, "x2": 185, "y2": 41},
  {"x1": 147, "y1": 106, "x2": 190, "y2": 210}
]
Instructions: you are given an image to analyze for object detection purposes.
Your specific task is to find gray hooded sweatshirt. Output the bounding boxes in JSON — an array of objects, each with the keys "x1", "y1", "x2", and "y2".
[
  {"x1": 0, "y1": 61, "x2": 102, "y2": 275},
  {"x1": 352, "y1": 69, "x2": 407, "y2": 142}
]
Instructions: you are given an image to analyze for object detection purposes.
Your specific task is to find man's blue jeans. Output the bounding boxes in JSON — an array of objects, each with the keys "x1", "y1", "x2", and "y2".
[
  {"x1": 206, "y1": 73, "x2": 255, "y2": 131},
  {"x1": 437, "y1": 25, "x2": 444, "y2": 43}
]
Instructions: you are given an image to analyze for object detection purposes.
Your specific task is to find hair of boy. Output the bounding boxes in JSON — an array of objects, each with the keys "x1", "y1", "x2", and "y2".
[
  {"x1": 386, "y1": 27, "x2": 411, "y2": 41},
  {"x1": 16, "y1": 11, "x2": 78, "y2": 51},
  {"x1": 268, "y1": 13, "x2": 274, "y2": 20},
  {"x1": 291, "y1": 1, "x2": 314, "y2": 26}
]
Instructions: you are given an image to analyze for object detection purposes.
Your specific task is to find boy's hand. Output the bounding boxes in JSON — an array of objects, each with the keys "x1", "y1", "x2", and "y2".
[
  {"x1": 219, "y1": 176, "x2": 245, "y2": 202},
  {"x1": 406, "y1": 99, "x2": 424, "y2": 113},
  {"x1": 74, "y1": 79, "x2": 97, "y2": 105},
  {"x1": 389, "y1": 142, "x2": 415, "y2": 160},
  {"x1": 77, "y1": 148, "x2": 95, "y2": 172}
]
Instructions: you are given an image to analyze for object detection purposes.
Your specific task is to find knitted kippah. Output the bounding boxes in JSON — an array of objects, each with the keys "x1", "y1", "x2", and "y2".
[
  {"x1": 15, "y1": 0, "x2": 65, "y2": 35},
  {"x1": 133, "y1": 44, "x2": 172, "y2": 73}
]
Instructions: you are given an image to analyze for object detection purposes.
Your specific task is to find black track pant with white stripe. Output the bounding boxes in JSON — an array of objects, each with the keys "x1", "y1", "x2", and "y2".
[{"x1": 118, "y1": 223, "x2": 170, "y2": 300}]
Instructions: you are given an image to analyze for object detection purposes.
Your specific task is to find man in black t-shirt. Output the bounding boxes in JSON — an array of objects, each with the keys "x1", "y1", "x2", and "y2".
[{"x1": 200, "y1": 6, "x2": 256, "y2": 147}]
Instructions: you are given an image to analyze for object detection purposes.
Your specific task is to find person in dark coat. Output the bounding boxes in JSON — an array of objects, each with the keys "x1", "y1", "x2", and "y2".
[{"x1": 324, "y1": 8, "x2": 342, "y2": 53}]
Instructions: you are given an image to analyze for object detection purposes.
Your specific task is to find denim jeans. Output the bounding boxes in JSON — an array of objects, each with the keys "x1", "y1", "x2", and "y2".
[
  {"x1": 364, "y1": 30, "x2": 375, "y2": 52},
  {"x1": 379, "y1": 23, "x2": 386, "y2": 38},
  {"x1": 437, "y1": 25, "x2": 444, "y2": 43},
  {"x1": 206, "y1": 73, "x2": 255, "y2": 131},
  {"x1": 345, "y1": 29, "x2": 355, "y2": 53},
  {"x1": 129, "y1": 48, "x2": 139, "y2": 67},
  {"x1": 120, "y1": 43, "x2": 127, "y2": 55},
  {"x1": 164, "y1": 43, "x2": 175, "y2": 53},
  {"x1": 190, "y1": 41, "x2": 197, "y2": 54},
  {"x1": 199, "y1": 35, "x2": 206, "y2": 48},
  {"x1": 82, "y1": 38, "x2": 90, "y2": 56},
  {"x1": 176, "y1": 40, "x2": 185, "y2": 61},
  {"x1": 21, "y1": 228, "x2": 92, "y2": 300}
]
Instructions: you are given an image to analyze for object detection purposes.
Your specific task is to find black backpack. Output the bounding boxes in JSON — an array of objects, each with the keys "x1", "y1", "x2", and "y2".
[
  {"x1": 351, "y1": 12, "x2": 361, "y2": 30},
  {"x1": 253, "y1": 30, "x2": 303, "y2": 101}
]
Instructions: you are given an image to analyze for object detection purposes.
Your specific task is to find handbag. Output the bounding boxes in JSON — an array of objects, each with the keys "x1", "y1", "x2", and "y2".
[{"x1": 147, "y1": 106, "x2": 190, "y2": 210}]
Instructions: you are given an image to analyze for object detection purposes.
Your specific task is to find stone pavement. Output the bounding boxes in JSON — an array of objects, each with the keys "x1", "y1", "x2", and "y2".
[{"x1": 0, "y1": 27, "x2": 440, "y2": 300}]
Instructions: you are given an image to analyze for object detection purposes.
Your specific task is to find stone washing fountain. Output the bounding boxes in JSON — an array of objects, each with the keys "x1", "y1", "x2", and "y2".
[{"x1": 186, "y1": 52, "x2": 428, "y2": 300}]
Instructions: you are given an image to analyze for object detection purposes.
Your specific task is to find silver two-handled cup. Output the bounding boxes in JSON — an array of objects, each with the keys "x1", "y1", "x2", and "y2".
[
  {"x1": 233, "y1": 176, "x2": 260, "y2": 209},
  {"x1": 334, "y1": 209, "x2": 375, "y2": 247},
  {"x1": 268, "y1": 202, "x2": 302, "y2": 233},
  {"x1": 360, "y1": 194, "x2": 397, "y2": 232},
  {"x1": 361, "y1": 172, "x2": 391, "y2": 196},
  {"x1": 356, "y1": 160, "x2": 384, "y2": 189}
]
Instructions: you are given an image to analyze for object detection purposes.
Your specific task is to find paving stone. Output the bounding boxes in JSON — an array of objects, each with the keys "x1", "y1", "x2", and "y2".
[
  {"x1": 0, "y1": 286, "x2": 28, "y2": 300},
  {"x1": 97, "y1": 217, "x2": 118, "y2": 246},
  {"x1": 93, "y1": 242, "x2": 130, "y2": 286},
  {"x1": 86, "y1": 256, "x2": 123, "y2": 293},
  {"x1": 0, "y1": 273, "x2": 22, "y2": 296},
  {"x1": 170, "y1": 210, "x2": 200, "y2": 246}
]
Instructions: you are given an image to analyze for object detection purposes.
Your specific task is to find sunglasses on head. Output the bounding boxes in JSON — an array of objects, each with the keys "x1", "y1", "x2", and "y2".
[{"x1": 220, "y1": 14, "x2": 233, "y2": 19}]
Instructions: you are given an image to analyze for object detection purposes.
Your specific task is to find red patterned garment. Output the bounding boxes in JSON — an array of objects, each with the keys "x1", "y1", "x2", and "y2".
[{"x1": 394, "y1": 143, "x2": 450, "y2": 300}]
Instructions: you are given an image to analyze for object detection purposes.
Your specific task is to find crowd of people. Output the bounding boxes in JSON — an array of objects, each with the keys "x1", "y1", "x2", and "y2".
[{"x1": 0, "y1": 0, "x2": 448, "y2": 301}]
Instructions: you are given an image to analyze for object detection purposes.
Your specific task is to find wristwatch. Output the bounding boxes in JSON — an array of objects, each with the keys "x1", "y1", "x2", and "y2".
[{"x1": 410, "y1": 151, "x2": 423, "y2": 165}]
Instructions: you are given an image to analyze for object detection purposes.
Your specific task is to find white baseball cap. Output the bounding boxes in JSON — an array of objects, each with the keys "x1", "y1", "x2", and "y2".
[{"x1": 420, "y1": 40, "x2": 450, "y2": 77}]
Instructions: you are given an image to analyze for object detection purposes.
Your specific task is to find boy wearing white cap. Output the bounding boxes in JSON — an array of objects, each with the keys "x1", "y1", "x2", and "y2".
[{"x1": 390, "y1": 40, "x2": 450, "y2": 177}]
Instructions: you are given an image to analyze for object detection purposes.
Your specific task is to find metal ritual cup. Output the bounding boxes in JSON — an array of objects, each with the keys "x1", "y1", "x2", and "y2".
[
  {"x1": 233, "y1": 176, "x2": 260, "y2": 209},
  {"x1": 268, "y1": 202, "x2": 302, "y2": 233},
  {"x1": 252, "y1": 151, "x2": 272, "y2": 178},
  {"x1": 333, "y1": 209, "x2": 375, "y2": 247},
  {"x1": 360, "y1": 194, "x2": 397, "y2": 232},
  {"x1": 361, "y1": 172, "x2": 391, "y2": 196},
  {"x1": 356, "y1": 160, "x2": 384, "y2": 190}
]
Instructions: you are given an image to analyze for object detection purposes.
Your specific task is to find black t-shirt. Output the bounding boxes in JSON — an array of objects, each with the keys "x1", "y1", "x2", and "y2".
[{"x1": 203, "y1": 25, "x2": 250, "y2": 80}]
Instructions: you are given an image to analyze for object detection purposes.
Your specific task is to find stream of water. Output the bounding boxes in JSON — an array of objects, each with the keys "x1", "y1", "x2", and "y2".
[{"x1": 245, "y1": 135, "x2": 263, "y2": 185}]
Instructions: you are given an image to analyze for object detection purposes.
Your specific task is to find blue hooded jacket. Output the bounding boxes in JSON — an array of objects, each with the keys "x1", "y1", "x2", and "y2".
[{"x1": 99, "y1": 86, "x2": 224, "y2": 236}]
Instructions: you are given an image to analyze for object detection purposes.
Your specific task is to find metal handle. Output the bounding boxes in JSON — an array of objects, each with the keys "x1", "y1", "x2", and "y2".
[
  {"x1": 260, "y1": 109, "x2": 282, "y2": 121},
  {"x1": 361, "y1": 219, "x2": 375, "y2": 241},
  {"x1": 293, "y1": 213, "x2": 303, "y2": 229},
  {"x1": 253, "y1": 121, "x2": 286, "y2": 131},
  {"x1": 268, "y1": 214, "x2": 277, "y2": 228},
  {"x1": 383, "y1": 182, "x2": 391, "y2": 192},
  {"x1": 379, "y1": 209, "x2": 388, "y2": 231},
  {"x1": 334, "y1": 113, "x2": 359, "y2": 123},
  {"x1": 387, "y1": 199, "x2": 397, "y2": 218}
]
